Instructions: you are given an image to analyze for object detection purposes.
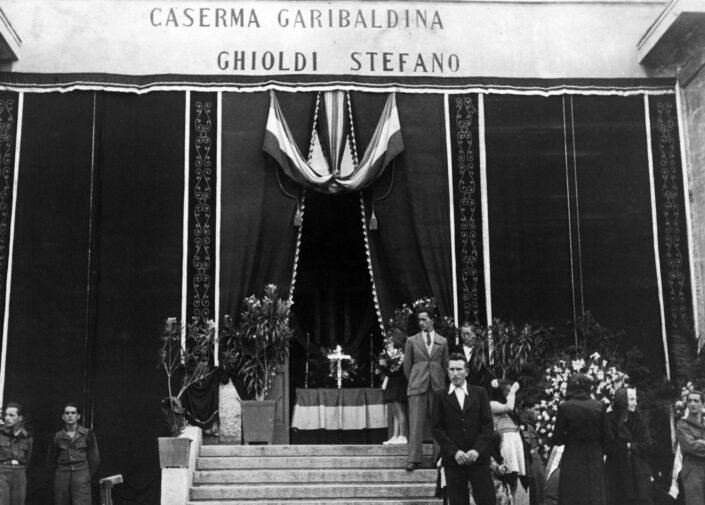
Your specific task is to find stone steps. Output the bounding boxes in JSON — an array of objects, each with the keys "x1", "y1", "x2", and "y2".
[
  {"x1": 188, "y1": 501, "x2": 440, "y2": 505},
  {"x1": 188, "y1": 444, "x2": 441, "y2": 505},
  {"x1": 194, "y1": 469, "x2": 437, "y2": 484},
  {"x1": 199, "y1": 444, "x2": 434, "y2": 457},
  {"x1": 191, "y1": 483, "x2": 437, "y2": 500}
]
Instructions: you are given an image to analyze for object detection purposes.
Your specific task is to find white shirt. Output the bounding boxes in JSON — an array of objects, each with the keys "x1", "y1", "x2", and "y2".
[
  {"x1": 448, "y1": 382, "x2": 469, "y2": 409},
  {"x1": 463, "y1": 345, "x2": 472, "y2": 362}
]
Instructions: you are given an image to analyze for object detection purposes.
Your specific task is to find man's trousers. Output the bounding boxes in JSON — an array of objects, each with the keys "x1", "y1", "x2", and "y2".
[
  {"x1": 445, "y1": 464, "x2": 496, "y2": 505},
  {"x1": 54, "y1": 465, "x2": 91, "y2": 505},
  {"x1": 681, "y1": 461, "x2": 705, "y2": 505},
  {"x1": 0, "y1": 466, "x2": 26, "y2": 505},
  {"x1": 408, "y1": 388, "x2": 435, "y2": 464}
]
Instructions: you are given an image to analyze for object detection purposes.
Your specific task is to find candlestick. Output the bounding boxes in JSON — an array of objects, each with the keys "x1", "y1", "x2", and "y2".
[
  {"x1": 304, "y1": 332, "x2": 310, "y2": 388},
  {"x1": 370, "y1": 333, "x2": 374, "y2": 388}
]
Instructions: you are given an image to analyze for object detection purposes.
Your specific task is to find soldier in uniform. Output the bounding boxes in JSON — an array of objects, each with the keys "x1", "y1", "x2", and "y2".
[
  {"x1": 48, "y1": 403, "x2": 100, "y2": 505},
  {"x1": 0, "y1": 402, "x2": 33, "y2": 505}
]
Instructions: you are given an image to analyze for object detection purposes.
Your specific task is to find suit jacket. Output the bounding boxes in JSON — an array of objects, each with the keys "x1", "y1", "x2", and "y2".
[
  {"x1": 403, "y1": 332, "x2": 449, "y2": 396},
  {"x1": 462, "y1": 345, "x2": 494, "y2": 390},
  {"x1": 432, "y1": 383, "x2": 494, "y2": 466}
]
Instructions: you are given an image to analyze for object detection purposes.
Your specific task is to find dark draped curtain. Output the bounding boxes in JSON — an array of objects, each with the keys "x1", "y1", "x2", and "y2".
[
  {"x1": 4, "y1": 91, "x2": 185, "y2": 505},
  {"x1": 91, "y1": 92, "x2": 185, "y2": 504},
  {"x1": 0, "y1": 86, "x2": 694, "y2": 503},
  {"x1": 5, "y1": 92, "x2": 96, "y2": 504},
  {"x1": 359, "y1": 92, "x2": 454, "y2": 321},
  {"x1": 485, "y1": 95, "x2": 574, "y2": 328},
  {"x1": 571, "y1": 95, "x2": 663, "y2": 367},
  {"x1": 484, "y1": 94, "x2": 665, "y2": 373},
  {"x1": 219, "y1": 91, "x2": 310, "y2": 318}
]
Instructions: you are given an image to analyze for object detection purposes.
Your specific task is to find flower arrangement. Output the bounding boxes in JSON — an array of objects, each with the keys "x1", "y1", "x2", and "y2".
[
  {"x1": 387, "y1": 296, "x2": 457, "y2": 341},
  {"x1": 377, "y1": 340, "x2": 405, "y2": 375},
  {"x1": 219, "y1": 284, "x2": 293, "y2": 401},
  {"x1": 534, "y1": 352, "x2": 629, "y2": 461},
  {"x1": 376, "y1": 327, "x2": 406, "y2": 375}
]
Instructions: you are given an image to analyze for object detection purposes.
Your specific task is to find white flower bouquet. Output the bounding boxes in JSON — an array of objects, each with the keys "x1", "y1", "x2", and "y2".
[{"x1": 535, "y1": 352, "x2": 629, "y2": 462}]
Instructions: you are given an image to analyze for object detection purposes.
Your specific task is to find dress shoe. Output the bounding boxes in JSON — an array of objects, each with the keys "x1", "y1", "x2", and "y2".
[{"x1": 405, "y1": 462, "x2": 418, "y2": 472}]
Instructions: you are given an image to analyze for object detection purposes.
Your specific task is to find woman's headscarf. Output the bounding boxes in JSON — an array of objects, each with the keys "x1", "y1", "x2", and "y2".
[
  {"x1": 565, "y1": 373, "x2": 592, "y2": 400},
  {"x1": 612, "y1": 388, "x2": 628, "y2": 412},
  {"x1": 612, "y1": 387, "x2": 631, "y2": 423}
]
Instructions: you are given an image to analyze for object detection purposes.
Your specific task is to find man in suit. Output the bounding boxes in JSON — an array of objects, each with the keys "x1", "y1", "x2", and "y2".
[
  {"x1": 458, "y1": 322, "x2": 493, "y2": 390},
  {"x1": 432, "y1": 352, "x2": 495, "y2": 505},
  {"x1": 403, "y1": 307, "x2": 449, "y2": 471}
]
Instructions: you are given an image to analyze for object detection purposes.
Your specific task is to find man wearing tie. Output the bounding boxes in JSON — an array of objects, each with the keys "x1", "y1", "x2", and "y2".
[
  {"x1": 403, "y1": 307, "x2": 449, "y2": 471},
  {"x1": 432, "y1": 353, "x2": 495, "y2": 505}
]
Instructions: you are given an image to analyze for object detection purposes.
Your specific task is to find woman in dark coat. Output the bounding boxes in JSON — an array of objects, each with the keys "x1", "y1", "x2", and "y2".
[
  {"x1": 551, "y1": 373, "x2": 611, "y2": 505},
  {"x1": 605, "y1": 388, "x2": 653, "y2": 505}
]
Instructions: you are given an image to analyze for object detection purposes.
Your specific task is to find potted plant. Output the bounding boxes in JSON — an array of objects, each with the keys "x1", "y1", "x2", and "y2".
[
  {"x1": 157, "y1": 317, "x2": 215, "y2": 466},
  {"x1": 220, "y1": 284, "x2": 293, "y2": 444}
]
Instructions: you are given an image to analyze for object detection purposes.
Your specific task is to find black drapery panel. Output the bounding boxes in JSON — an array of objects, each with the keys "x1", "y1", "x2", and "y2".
[
  {"x1": 571, "y1": 95, "x2": 664, "y2": 373},
  {"x1": 364, "y1": 93, "x2": 453, "y2": 321},
  {"x1": 448, "y1": 94, "x2": 486, "y2": 326},
  {"x1": 649, "y1": 94, "x2": 694, "y2": 380},
  {"x1": 484, "y1": 95, "x2": 574, "y2": 328},
  {"x1": 4, "y1": 92, "x2": 96, "y2": 504},
  {"x1": 186, "y1": 92, "x2": 218, "y2": 326},
  {"x1": 219, "y1": 91, "x2": 303, "y2": 319},
  {"x1": 92, "y1": 92, "x2": 185, "y2": 504}
]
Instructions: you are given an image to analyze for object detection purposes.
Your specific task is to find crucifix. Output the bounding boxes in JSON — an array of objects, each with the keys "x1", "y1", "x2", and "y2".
[{"x1": 327, "y1": 345, "x2": 351, "y2": 389}]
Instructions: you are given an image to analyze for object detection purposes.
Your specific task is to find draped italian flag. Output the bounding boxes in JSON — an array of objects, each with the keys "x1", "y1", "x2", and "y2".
[{"x1": 263, "y1": 90, "x2": 403, "y2": 193}]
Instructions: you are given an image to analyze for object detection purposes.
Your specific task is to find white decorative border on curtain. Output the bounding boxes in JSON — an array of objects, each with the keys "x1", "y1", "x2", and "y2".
[
  {"x1": 0, "y1": 94, "x2": 18, "y2": 316},
  {"x1": 359, "y1": 194, "x2": 385, "y2": 335},
  {"x1": 187, "y1": 92, "x2": 218, "y2": 326},
  {"x1": 0, "y1": 91, "x2": 19, "y2": 405},
  {"x1": 648, "y1": 94, "x2": 694, "y2": 378}
]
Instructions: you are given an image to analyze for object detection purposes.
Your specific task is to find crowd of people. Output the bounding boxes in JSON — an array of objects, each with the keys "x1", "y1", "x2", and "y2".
[
  {"x1": 380, "y1": 305, "x2": 705, "y2": 505},
  {"x1": 0, "y1": 402, "x2": 99, "y2": 505}
]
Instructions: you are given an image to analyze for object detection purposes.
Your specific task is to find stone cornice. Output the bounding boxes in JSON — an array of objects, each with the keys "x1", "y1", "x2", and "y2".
[
  {"x1": 638, "y1": 0, "x2": 705, "y2": 82},
  {"x1": 0, "y1": 8, "x2": 20, "y2": 63}
]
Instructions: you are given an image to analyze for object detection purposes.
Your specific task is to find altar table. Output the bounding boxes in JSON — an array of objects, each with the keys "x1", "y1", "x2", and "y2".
[{"x1": 291, "y1": 388, "x2": 388, "y2": 431}]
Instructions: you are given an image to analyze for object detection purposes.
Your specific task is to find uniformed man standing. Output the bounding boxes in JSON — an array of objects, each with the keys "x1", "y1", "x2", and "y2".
[
  {"x1": 48, "y1": 403, "x2": 99, "y2": 505},
  {"x1": 0, "y1": 402, "x2": 33, "y2": 505}
]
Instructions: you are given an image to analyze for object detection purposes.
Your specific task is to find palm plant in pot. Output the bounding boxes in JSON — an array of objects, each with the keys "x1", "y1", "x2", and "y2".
[
  {"x1": 220, "y1": 284, "x2": 293, "y2": 444},
  {"x1": 157, "y1": 317, "x2": 216, "y2": 466}
]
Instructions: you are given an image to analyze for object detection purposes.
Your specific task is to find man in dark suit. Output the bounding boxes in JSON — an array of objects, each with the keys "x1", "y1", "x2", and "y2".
[
  {"x1": 432, "y1": 352, "x2": 495, "y2": 505},
  {"x1": 403, "y1": 307, "x2": 449, "y2": 471}
]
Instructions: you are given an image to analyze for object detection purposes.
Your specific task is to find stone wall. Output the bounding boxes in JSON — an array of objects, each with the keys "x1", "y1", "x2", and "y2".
[{"x1": 682, "y1": 67, "x2": 705, "y2": 351}]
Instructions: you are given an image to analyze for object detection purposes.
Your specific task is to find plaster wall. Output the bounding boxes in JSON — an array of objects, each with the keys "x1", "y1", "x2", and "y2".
[{"x1": 1, "y1": 0, "x2": 667, "y2": 78}]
